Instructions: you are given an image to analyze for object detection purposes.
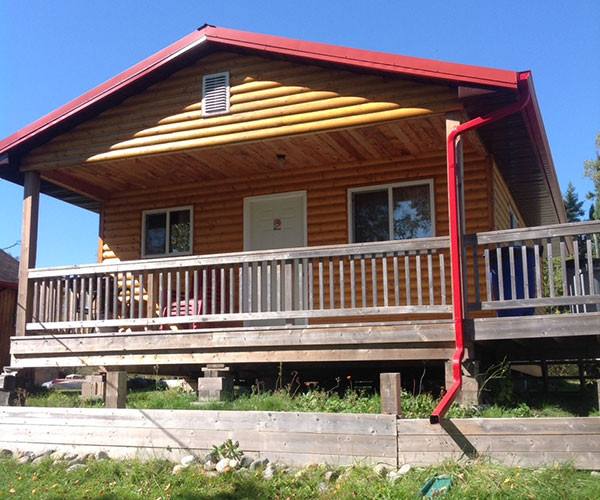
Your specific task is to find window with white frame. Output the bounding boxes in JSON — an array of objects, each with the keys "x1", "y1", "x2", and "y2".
[
  {"x1": 142, "y1": 206, "x2": 193, "y2": 258},
  {"x1": 349, "y1": 181, "x2": 435, "y2": 243}
]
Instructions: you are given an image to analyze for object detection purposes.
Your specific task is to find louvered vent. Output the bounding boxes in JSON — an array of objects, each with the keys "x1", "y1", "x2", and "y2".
[{"x1": 202, "y1": 72, "x2": 230, "y2": 117}]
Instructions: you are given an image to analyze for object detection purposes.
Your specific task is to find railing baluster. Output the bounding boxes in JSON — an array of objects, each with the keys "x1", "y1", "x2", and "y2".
[
  {"x1": 221, "y1": 267, "x2": 226, "y2": 315},
  {"x1": 112, "y1": 274, "x2": 118, "y2": 320},
  {"x1": 405, "y1": 254, "x2": 411, "y2": 306},
  {"x1": 166, "y1": 271, "x2": 172, "y2": 318},
  {"x1": 251, "y1": 262, "x2": 258, "y2": 313},
  {"x1": 193, "y1": 269, "x2": 199, "y2": 315},
  {"x1": 72, "y1": 278, "x2": 78, "y2": 322},
  {"x1": 241, "y1": 264, "x2": 248, "y2": 313},
  {"x1": 202, "y1": 267, "x2": 208, "y2": 314},
  {"x1": 302, "y1": 258, "x2": 309, "y2": 311},
  {"x1": 329, "y1": 257, "x2": 334, "y2": 309},
  {"x1": 534, "y1": 241, "x2": 542, "y2": 299},
  {"x1": 103, "y1": 276, "x2": 109, "y2": 320},
  {"x1": 294, "y1": 258, "x2": 301, "y2": 311},
  {"x1": 308, "y1": 258, "x2": 314, "y2": 310},
  {"x1": 560, "y1": 237, "x2": 567, "y2": 297},
  {"x1": 269, "y1": 261, "x2": 277, "y2": 312},
  {"x1": 587, "y1": 238, "x2": 595, "y2": 296},
  {"x1": 211, "y1": 267, "x2": 217, "y2": 315},
  {"x1": 427, "y1": 250, "x2": 434, "y2": 305},
  {"x1": 521, "y1": 242, "x2": 529, "y2": 300},
  {"x1": 95, "y1": 276, "x2": 101, "y2": 321},
  {"x1": 158, "y1": 272, "x2": 165, "y2": 318},
  {"x1": 360, "y1": 256, "x2": 367, "y2": 307},
  {"x1": 547, "y1": 238, "x2": 555, "y2": 298},
  {"x1": 484, "y1": 245, "x2": 491, "y2": 302},
  {"x1": 55, "y1": 278, "x2": 62, "y2": 322},
  {"x1": 184, "y1": 270, "x2": 190, "y2": 317},
  {"x1": 496, "y1": 246, "x2": 504, "y2": 301},
  {"x1": 48, "y1": 279, "x2": 54, "y2": 323},
  {"x1": 350, "y1": 256, "x2": 356, "y2": 308},
  {"x1": 263, "y1": 261, "x2": 270, "y2": 312},
  {"x1": 80, "y1": 277, "x2": 86, "y2": 321},
  {"x1": 175, "y1": 270, "x2": 181, "y2": 317},
  {"x1": 440, "y1": 252, "x2": 446, "y2": 306},
  {"x1": 508, "y1": 245, "x2": 517, "y2": 301},
  {"x1": 371, "y1": 255, "x2": 377, "y2": 307},
  {"x1": 279, "y1": 260, "x2": 285, "y2": 312},
  {"x1": 416, "y1": 253, "x2": 422, "y2": 306},
  {"x1": 138, "y1": 272, "x2": 144, "y2": 319},
  {"x1": 382, "y1": 253, "x2": 388, "y2": 307},
  {"x1": 229, "y1": 267, "x2": 234, "y2": 314},
  {"x1": 573, "y1": 238, "x2": 581, "y2": 296},
  {"x1": 393, "y1": 253, "x2": 399, "y2": 307},
  {"x1": 339, "y1": 257, "x2": 345, "y2": 309},
  {"x1": 318, "y1": 257, "x2": 324, "y2": 310},
  {"x1": 129, "y1": 273, "x2": 135, "y2": 319}
]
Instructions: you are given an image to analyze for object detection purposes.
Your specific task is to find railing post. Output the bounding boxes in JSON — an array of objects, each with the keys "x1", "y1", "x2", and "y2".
[{"x1": 16, "y1": 171, "x2": 40, "y2": 336}]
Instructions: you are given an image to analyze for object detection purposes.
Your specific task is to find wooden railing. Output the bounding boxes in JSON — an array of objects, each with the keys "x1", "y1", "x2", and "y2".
[
  {"x1": 464, "y1": 220, "x2": 600, "y2": 314},
  {"x1": 26, "y1": 237, "x2": 452, "y2": 333}
]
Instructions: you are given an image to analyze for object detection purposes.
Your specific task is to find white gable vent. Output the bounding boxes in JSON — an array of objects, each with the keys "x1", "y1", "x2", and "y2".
[{"x1": 202, "y1": 72, "x2": 230, "y2": 117}]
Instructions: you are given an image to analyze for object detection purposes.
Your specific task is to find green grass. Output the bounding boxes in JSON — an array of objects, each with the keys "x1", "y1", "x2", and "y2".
[
  {"x1": 0, "y1": 457, "x2": 599, "y2": 499},
  {"x1": 24, "y1": 386, "x2": 600, "y2": 418}
]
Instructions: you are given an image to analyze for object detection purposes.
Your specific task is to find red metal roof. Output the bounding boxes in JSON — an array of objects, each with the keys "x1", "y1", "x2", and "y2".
[{"x1": 0, "y1": 25, "x2": 522, "y2": 157}]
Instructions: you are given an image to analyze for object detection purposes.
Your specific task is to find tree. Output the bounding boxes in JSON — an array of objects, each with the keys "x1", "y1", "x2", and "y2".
[
  {"x1": 584, "y1": 132, "x2": 600, "y2": 220},
  {"x1": 563, "y1": 181, "x2": 585, "y2": 222}
]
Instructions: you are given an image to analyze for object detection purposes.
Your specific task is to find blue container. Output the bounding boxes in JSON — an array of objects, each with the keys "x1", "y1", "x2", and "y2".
[{"x1": 490, "y1": 246, "x2": 538, "y2": 317}]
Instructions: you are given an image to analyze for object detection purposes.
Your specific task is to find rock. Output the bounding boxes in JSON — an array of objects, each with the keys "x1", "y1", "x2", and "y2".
[
  {"x1": 204, "y1": 470, "x2": 219, "y2": 478},
  {"x1": 318, "y1": 482, "x2": 329, "y2": 493},
  {"x1": 202, "y1": 452, "x2": 218, "y2": 465},
  {"x1": 63, "y1": 453, "x2": 79, "y2": 462},
  {"x1": 67, "y1": 463, "x2": 85, "y2": 473},
  {"x1": 398, "y1": 463, "x2": 412, "y2": 475},
  {"x1": 204, "y1": 461, "x2": 216, "y2": 471},
  {"x1": 95, "y1": 451, "x2": 109, "y2": 461},
  {"x1": 229, "y1": 459, "x2": 239, "y2": 469},
  {"x1": 240, "y1": 455, "x2": 254, "y2": 468},
  {"x1": 591, "y1": 471, "x2": 600, "y2": 477},
  {"x1": 262, "y1": 463, "x2": 277, "y2": 480},
  {"x1": 0, "y1": 449, "x2": 13, "y2": 458},
  {"x1": 180, "y1": 454, "x2": 198, "y2": 467},
  {"x1": 285, "y1": 467, "x2": 297, "y2": 475},
  {"x1": 32, "y1": 455, "x2": 49, "y2": 465},
  {"x1": 50, "y1": 451, "x2": 67, "y2": 461},
  {"x1": 324, "y1": 471, "x2": 339, "y2": 482},
  {"x1": 172, "y1": 464, "x2": 186, "y2": 475},
  {"x1": 387, "y1": 470, "x2": 404, "y2": 483},
  {"x1": 216, "y1": 458, "x2": 231, "y2": 473},
  {"x1": 373, "y1": 463, "x2": 390, "y2": 477},
  {"x1": 18, "y1": 455, "x2": 32, "y2": 465},
  {"x1": 250, "y1": 457, "x2": 269, "y2": 471},
  {"x1": 68, "y1": 454, "x2": 89, "y2": 466}
]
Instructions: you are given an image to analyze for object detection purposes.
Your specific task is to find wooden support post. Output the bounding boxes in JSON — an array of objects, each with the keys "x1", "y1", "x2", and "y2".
[
  {"x1": 16, "y1": 171, "x2": 40, "y2": 336},
  {"x1": 105, "y1": 371, "x2": 127, "y2": 408},
  {"x1": 198, "y1": 364, "x2": 233, "y2": 401},
  {"x1": 380, "y1": 372, "x2": 402, "y2": 416},
  {"x1": 445, "y1": 360, "x2": 480, "y2": 406}
]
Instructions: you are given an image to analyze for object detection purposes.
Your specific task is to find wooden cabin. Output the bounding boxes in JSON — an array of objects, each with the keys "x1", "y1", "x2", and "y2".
[{"x1": 1, "y1": 26, "x2": 599, "y2": 402}]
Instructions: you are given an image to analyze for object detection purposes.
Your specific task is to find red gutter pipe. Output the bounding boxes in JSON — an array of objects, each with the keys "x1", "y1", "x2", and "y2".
[{"x1": 430, "y1": 72, "x2": 532, "y2": 424}]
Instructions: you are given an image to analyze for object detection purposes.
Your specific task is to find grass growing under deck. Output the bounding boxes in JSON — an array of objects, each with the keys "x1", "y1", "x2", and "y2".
[
  {"x1": 1, "y1": 456, "x2": 599, "y2": 500},
  {"x1": 24, "y1": 386, "x2": 600, "y2": 418}
]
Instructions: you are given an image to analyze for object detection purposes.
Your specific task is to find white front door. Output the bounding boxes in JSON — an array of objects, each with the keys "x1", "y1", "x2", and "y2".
[
  {"x1": 244, "y1": 191, "x2": 307, "y2": 251},
  {"x1": 244, "y1": 191, "x2": 307, "y2": 324}
]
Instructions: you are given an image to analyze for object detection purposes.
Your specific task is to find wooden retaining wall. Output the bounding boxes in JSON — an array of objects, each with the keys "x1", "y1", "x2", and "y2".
[{"x1": 0, "y1": 407, "x2": 598, "y2": 469}]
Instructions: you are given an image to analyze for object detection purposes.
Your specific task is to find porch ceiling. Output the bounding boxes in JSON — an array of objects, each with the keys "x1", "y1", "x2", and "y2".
[{"x1": 42, "y1": 114, "x2": 479, "y2": 195}]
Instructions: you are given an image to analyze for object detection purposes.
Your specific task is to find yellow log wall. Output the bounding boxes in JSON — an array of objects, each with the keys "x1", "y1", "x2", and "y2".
[
  {"x1": 21, "y1": 51, "x2": 460, "y2": 171},
  {"x1": 101, "y1": 154, "x2": 491, "y2": 263}
]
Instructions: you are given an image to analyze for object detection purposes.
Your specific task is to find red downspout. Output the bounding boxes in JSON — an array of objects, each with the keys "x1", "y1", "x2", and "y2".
[{"x1": 430, "y1": 72, "x2": 532, "y2": 424}]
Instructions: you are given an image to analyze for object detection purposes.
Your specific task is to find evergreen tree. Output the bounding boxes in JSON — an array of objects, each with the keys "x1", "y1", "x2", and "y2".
[
  {"x1": 584, "y1": 133, "x2": 600, "y2": 220},
  {"x1": 563, "y1": 181, "x2": 585, "y2": 222}
]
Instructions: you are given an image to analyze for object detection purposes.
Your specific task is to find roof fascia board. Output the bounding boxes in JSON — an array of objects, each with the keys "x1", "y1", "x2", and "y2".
[{"x1": 203, "y1": 26, "x2": 519, "y2": 89}]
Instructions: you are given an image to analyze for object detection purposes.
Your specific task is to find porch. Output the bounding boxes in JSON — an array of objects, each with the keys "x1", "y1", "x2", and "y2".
[{"x1": 11, "y1": 220, "x2": 600, "y2": 370}]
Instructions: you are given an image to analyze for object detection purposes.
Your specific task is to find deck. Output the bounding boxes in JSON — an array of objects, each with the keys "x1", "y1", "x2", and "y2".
[{"x1": 11, "y1": 221, "x2": 600, "y2": 370}]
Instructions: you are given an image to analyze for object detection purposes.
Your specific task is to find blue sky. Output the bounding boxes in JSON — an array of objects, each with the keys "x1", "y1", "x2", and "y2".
[{"x1": 1, "y1": 1, "x2": 599, "y2": 267}]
